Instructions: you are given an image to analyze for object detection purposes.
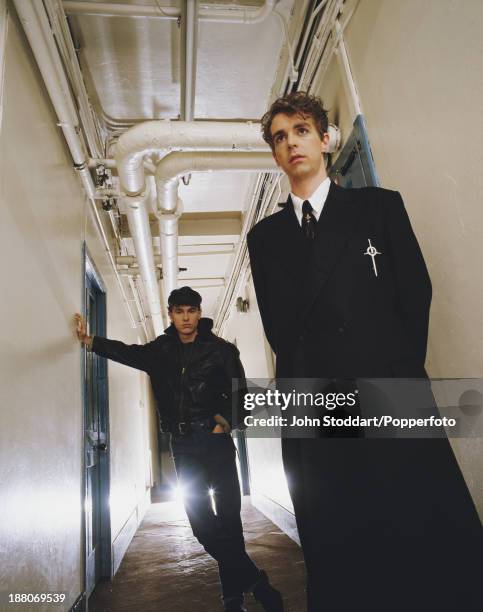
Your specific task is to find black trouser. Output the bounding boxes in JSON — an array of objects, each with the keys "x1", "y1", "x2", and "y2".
[{"x1": 171, "y1": 426, "x2": 260, "y2": 603}]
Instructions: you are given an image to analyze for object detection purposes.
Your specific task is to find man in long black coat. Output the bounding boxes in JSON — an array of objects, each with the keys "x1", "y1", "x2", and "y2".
[{"x1": 247, "y1": 92, "x2": 482, "y2": 611}]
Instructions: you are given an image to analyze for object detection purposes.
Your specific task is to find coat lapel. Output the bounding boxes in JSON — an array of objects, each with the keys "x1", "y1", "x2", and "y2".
[{"x1": 298, "y1": 181, "x2": 363, "y2": 319}]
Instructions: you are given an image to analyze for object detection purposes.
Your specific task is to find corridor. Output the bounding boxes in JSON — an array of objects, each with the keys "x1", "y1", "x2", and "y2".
[
  {"x1": 1, "y1": 1, "x2": 483, "y2": 611},
  {"x1": 89, "y1": 498, "x2": 305, "y2": 612}
]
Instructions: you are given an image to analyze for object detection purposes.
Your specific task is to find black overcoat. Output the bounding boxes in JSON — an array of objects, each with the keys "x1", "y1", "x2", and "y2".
[
  {"x1": 247, "y1": 180, "x2": 431, "y2": 378},
  {"x1": 247, "y1": 181, "x2": 482, "y2": 611}
]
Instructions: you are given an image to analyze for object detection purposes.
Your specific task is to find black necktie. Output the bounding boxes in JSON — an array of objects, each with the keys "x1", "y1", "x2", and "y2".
[{"x1": 302, "y1": 200, "x2": 317, "y2": 240}]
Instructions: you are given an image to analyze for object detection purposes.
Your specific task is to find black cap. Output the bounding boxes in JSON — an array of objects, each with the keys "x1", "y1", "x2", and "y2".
[{"x1": 168, "y1": 286, "x2": 202, "y2": 309}]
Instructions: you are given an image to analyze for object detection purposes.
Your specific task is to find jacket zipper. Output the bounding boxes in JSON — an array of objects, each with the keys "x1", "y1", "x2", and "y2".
[{"x1": 178, "y1": 341, "x2": 195, "y2": 423}]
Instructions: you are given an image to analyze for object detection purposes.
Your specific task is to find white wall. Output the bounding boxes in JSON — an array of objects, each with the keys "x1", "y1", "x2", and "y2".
[
  {"x1": 0, "y1": 5, "x2": 158, "y2": 608},
  {"x1": 330, "y1": 0, "x2": 483, "y2": 378},
  {"x1": 225, "y1": 277, "x2": 294, "y2": 519}
]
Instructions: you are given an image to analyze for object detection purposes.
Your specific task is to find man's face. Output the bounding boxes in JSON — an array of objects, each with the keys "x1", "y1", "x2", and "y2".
[
  {"x1": 270, "y1": 112, "x2": 329, "y2": 183},
  {"x1": 169, "y1": 305, "x2": 201, "y2": 337}
]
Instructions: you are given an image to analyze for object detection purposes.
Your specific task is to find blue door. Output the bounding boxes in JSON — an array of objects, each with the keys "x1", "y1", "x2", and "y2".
[
  {"x1": 83, "y1": 248, "x2": 111, "y2": 598},
  {"x1": 329, "y1": 114, "x2": 379, "y2": 188}
]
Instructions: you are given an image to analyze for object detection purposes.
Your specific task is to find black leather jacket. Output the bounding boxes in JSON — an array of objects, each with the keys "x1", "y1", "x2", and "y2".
[{"x1": 92, "y1": 318, "x2": 246, "y2": 433}]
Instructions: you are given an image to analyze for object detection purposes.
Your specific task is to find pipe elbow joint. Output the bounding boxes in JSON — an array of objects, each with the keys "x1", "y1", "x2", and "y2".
[{"x1": 156, "y1": 198, "x2": 183, "y2": 219}]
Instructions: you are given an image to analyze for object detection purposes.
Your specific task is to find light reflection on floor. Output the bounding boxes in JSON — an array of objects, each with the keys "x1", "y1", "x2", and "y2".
[{"x1": 89, "y1": 496, "x2": 306, "y2": 611}]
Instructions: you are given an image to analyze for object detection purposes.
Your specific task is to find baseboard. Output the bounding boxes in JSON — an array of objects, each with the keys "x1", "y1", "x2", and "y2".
[
  {"x1": 111, "y1": 494, "x2": 151, "y2": 577},
  {"x1": 111, "y1": 507, "x2": 138, "y2": 576},
  {"x1": 250, "y1": 492, "x2": 300, "y2": 545}
]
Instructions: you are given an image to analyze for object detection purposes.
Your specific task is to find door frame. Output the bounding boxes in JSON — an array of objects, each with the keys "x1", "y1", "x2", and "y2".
[
  {"x1": 329, "y1": 114, "x2": 380, "y2": 188},
  {"x1": 82, "y1": 243, "x2": 112, "y2": 599}
]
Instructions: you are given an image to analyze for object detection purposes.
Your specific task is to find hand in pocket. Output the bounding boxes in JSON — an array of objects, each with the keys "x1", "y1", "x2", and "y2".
[{"x1": 212, "y1": 414, "x2": 231, "y2": 433}]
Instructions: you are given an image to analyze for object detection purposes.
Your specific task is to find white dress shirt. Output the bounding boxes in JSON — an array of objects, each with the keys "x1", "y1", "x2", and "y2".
[{"x1": 290, "y1": 176, "x2": 331, "y2": 226}]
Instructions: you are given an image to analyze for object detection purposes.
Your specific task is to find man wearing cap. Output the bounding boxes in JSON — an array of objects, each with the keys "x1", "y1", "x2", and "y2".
[{"x1": 74, "y1": 286, "x2": 283, "y2": 612}]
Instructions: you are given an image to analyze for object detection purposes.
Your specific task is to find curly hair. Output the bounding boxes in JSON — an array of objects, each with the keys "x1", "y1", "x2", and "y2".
[{"x1": 261, "y1": 91, "x2": 329, "y2": 150}]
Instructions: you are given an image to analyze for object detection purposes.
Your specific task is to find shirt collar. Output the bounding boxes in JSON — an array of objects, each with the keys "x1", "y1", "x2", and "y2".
[{"x1": 290, "y1": 176, "x2": 331, "y2": 222}]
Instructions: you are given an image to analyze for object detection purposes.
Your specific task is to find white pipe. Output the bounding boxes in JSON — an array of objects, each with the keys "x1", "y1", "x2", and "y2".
[
  {"x1": 155, "y1": 151, "x2": 278, "y2": 212},
  {"x1": 124, "y1": 188, "x2": 164, "y2": 337},
  {"x1": 12, "y1": 0, "x2": 143, "y2": 333},
  {"x1": 273, "y1": 10, "x2": 297, "y2": 85},
  {"x1": 115, "y1": 120, "x2": 269, "y2": 195},
  {"x1": 116, "y1": 247, "x2": 235, "y2": 265},
  {"x1": 298, "y1": 0, "x2": 339, "y2": 91},
  {"x1": 63, "y1": 1, "x2": 276, "y2": 24},
  {"x1": 202, "y1": 0, "x2": 276, "y2": 24},
  {"x1": 304, "y1": 0, "x2": 346, "y2": 94},
  {"x1": 183, "y1": 0, "x2": 198, "y2": 122},
  {"x1": 13, "y1": 1, "x2": 106, "y2": 205},
  {"x1": 334, "y1": 19, "x2": 362, "y2": 119},
  {"x1": 154, "y1": 151, "x2": 279, "y2": 297},
  {"x1": 71, "y1": 165, "x2": 93, "y2": 199},
  {"x1": 118, "y1": 269, "x2": 147, "y2": 277},
  {"x1": 294, "y1": 0, "x2": 328, "y2": 71},
  {"x1": 159, "y1": 212, "x2": 180, "y2": 298},
  {"x1": 13, "y1": 0, "x2": 87, "y2": 165},
  {"x1": 309, "y1": 2, "x2": 356, "y2": 96},
  {"x1": 63, "y1": 2, "x2": 179, "y2": 19},
  {"x1": 127, "y1": 276, "x2": 149, "y2": 340},
  {"x1": 44, "y1": 0, "x2": 103, "y2": 159}
]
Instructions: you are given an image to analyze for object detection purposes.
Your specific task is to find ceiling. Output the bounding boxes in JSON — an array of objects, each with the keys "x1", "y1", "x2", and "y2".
[{"x1": 66, "y1": 0, "x2": 298, "y2": 319}]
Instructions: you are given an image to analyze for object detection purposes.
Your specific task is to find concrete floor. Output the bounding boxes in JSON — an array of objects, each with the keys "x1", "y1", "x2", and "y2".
[{"x1": 89, "y1": 497, "x2": 306, "y2": 612}]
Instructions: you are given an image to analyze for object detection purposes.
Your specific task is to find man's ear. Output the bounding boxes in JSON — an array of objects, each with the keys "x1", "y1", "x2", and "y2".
[{"x1": 321, "y1": 132, "x2": 330, "y2": 154}]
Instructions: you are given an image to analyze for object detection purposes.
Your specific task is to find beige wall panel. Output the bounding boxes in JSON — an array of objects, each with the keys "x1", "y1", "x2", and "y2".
[
  {"x1": 0, "y1": 7, "x2": 157, "y2": 607},
  {"x1": 146, "y1": 380, "x2": 161, "y2": 489},
  {"x1": 225, "y1": 285, "x2": 293, "y2": 513},
  {"x1": 340, "y1": 0, "x2": 483, "y2": 377},
  {"x1": 0, "y1": 9, "x2": 85, "y2": 609},
  {"x1": 317, "y1": 54, "x2": 354, "y2": 154}
]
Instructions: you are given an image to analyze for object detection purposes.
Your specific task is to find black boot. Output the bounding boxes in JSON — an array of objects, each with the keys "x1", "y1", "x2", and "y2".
[
  {"x1": 223, "y1": 595, "x2": 248, "y2": 612},
  {"x1": 252, "y1": 570, "x2": 284, "y2": 612}
]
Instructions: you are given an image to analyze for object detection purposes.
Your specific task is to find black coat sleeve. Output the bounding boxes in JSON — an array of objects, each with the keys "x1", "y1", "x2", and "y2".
[
  {"x1": 91, "y1": 335, "x2": 157, "y2": 373},
  {"x1": 217, "y1": 342, "x2": 248, "y2": 431},
  {"x1": 385, "y1": 191, "x2": 432, "y2": 366},
  {"x1": 247, "y1": 229, "x2": 278, "y2": 354}
]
